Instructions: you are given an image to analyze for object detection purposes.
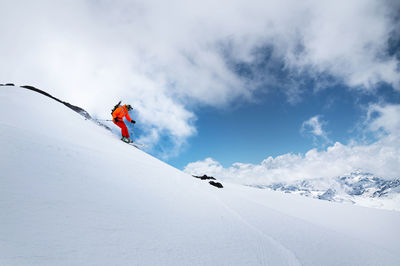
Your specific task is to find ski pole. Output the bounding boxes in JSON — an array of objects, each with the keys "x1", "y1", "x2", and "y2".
[{"x1": 130, "y1": 124, "x2": 136, "y2": 139}]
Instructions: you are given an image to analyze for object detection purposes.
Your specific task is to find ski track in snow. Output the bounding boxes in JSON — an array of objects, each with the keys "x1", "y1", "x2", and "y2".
[
  {"x1": 217, "y1": 188, "x2": 400, "y2": 266},
  {"x1": 212, "y1": 193, "x2": 302, "y2": 266},
  {"x1": 1, "y1": 86, "x2": 400, "y2": 266}
]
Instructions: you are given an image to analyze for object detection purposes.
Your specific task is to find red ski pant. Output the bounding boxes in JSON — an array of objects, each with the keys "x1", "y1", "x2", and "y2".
[{"x1": 113, "y1": 120, "x2": 130, "y2": 138}]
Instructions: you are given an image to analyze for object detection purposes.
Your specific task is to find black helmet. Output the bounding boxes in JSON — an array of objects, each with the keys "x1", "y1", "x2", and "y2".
[{"x1": 125, "y1": 104, "x2": 133, "y2": 111}]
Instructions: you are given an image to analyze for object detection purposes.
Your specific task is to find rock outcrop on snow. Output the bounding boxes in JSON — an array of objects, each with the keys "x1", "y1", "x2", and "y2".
[
  {"x1": 193, "y1": 174, "x2": 224, "y2": 188},
  {"x1": 1, "y1": 83, "x2": 113, "y2": 131},
  {"x1": 20, "y1": 85, "x2": 92, "y2": 120},
  {"x1": 193, "y1": 174, "x2": 216, "y2": 180}
]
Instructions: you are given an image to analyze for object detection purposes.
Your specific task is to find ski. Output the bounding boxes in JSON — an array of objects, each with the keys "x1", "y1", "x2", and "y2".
[{"x1": 125, "y1": 141, "x2": 147, "y2": 149}]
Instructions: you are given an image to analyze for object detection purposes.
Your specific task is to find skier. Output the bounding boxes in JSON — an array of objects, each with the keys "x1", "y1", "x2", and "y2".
[{"x1": 112, "y1": 103, "x2": 136, "y2": 143}]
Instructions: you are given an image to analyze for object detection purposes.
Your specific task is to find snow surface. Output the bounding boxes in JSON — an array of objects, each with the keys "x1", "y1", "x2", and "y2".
[{"x1": 1, "y1": 86, "x2": 400, "y2": 265}]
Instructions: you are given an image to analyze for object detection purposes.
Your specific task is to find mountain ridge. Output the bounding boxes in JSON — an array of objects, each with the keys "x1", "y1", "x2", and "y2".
[{"x1": 249, "y1": 170, "x2": 400, "y2": 211}]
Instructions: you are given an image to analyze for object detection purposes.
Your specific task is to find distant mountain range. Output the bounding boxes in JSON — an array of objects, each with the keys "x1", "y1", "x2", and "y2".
[{"x1": 250, "y1": 170, "x2": 400, "y2": 211}]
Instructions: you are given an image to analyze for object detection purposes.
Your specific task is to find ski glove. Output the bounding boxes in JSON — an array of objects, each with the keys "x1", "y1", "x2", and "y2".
[
  {"x1": 131, "y1": 120, "x2": 136, "y2": 124},
  {"x1": 114, "y1": 117, "x2": 120, "y2": 123}
]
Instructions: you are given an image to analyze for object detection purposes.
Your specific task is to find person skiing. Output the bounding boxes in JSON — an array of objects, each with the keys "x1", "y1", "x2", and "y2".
[{"x1": 112, "y1": 103, "x2": 136, "y2": 143}]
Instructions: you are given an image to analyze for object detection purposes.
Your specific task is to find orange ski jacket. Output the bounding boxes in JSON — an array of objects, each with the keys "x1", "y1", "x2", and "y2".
[{"x1": 112, "y1": 105, "x2": 133, "y2": 123}]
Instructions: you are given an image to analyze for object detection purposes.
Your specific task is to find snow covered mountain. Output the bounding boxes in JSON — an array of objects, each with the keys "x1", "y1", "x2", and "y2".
[
  {"x1": 251, "y1": 170, "x2": 400, "y2": 211},
  {"x1": 1, "y1": 85, "x2": 400, "y2": 265}
]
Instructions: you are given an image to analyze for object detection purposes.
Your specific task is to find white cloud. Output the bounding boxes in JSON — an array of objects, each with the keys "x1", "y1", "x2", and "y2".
[
  {"x1": 1, "y1": 0, "x2": 399, "y2": 156},
  {"x1": 301, "y1": 115, "x2": 330, "y2": 144},
  {"x1": 184, "y1": 103, "x2": 400, "y2": 184},
  {"x1": 287, "y1": 0, "x2": 400, "y2": 91},
  {"x1": 367, "y1": 104, "x2": 400, "y2": 136}
]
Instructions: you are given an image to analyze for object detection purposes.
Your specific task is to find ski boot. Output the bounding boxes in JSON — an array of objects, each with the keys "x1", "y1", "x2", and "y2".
[{"x1": 121, "y1": 136, "x2": 130, "y2": 143}]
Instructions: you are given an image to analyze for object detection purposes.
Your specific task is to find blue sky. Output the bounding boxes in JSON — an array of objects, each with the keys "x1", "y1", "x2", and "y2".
[{"x1": 167, "y1": 80, "x2": 400, "y2": 169}]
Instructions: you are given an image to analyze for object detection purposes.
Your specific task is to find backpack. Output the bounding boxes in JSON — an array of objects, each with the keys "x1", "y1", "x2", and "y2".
[{"x1": 111, "y1": 101, "x2": 122, "y2": 115}]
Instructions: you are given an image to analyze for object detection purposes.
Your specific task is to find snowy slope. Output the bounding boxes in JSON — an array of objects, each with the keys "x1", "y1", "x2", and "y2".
[{"x1": 1, "y1": 86, "x2": 400, "y2": 266}]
